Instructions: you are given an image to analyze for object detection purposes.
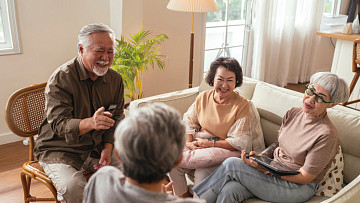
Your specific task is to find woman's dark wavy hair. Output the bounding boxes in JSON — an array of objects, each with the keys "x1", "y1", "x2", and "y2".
[{"x1": 205, "y1": 57, "x2": 243, "y2": 87}]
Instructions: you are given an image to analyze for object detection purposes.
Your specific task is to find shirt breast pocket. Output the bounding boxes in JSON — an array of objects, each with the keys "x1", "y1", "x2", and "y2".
[{"x1": 106, "y1": 104, "x2": 117, "y2": 113}]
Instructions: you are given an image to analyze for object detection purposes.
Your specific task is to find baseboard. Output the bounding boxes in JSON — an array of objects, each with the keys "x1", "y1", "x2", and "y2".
[{"x1": 0, "y1": 132, "x2": 24, "y2": 145}]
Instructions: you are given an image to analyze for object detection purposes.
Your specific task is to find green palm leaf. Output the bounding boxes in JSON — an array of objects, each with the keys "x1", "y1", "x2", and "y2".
[{"x1": 111, "y1": 28, "x2": 168, "y2": 100}]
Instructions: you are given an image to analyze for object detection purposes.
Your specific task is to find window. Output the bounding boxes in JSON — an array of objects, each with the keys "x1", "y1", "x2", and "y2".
[
  {"x1": 203, "y1": 0, "x2": 247, "y2": 76},
  {"x1": 0, "y1": 0, "x2": 20, "y2": 55},
  {"x1": 320, "y1": 0, "x2": 345, "y2": 33},
  {"x1": 323, "y1": 0, "x2": 341, "y2": 16}
]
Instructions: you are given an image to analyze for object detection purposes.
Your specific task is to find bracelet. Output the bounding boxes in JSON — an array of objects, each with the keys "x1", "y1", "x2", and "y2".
[{"x1": 212, "y1": 140, "x2": 215, "y2": 147}]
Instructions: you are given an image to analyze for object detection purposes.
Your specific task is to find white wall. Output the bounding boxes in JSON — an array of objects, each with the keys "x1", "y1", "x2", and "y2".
[
  {"x1": 122, "y1": 0, "x2": 143, "y2": 37},
  {"x1": 141, "y1": 0, "x2": 204, "y2": 96},
  {"x1": 313, "y1": 37, "x2": 336, "y2": 73},
  {"x1": 117, "y1": 0, "x2": 205, "y2": 99},
  {"x1": 0, "y1": 0, "x2": 112, "y2": 144}
]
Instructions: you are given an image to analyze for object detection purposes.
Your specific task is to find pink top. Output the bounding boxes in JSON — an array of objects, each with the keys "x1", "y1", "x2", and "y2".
[{"x1": 274, "y1": 107, "x2": 339, "y2": 182}]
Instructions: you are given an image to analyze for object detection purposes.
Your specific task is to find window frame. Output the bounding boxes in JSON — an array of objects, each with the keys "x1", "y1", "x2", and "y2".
[
  {"x1": 201, "y1": 0, "x2": 247, "y2": 77},
  {"x1": 323, "y1": 0, "x2": 341, "y2": 16},
  {"x1": 0, "y1": 0, "x2": 20, "y2": 55}
]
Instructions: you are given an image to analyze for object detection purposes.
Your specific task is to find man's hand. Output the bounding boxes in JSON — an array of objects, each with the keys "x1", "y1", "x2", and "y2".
[
  {"x1": 91, "y1": 107, "x2": 114, "y2": 130},
  {"x1": 79, "y1": 107, "x2": 115, "y2": 136},
  {"x1": 94, "y1": 143, "x2": 113, "y2": 170}
]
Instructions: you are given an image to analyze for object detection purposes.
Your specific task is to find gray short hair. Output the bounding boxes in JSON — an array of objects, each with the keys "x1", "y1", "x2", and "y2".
[
  {"x1": 114, "y1": 103, "x2": 186, "y2": 183},
  {"x1": 78, "y1": 23, "x2": 115, "y2": 49},
  {"x1": 310, "y1": 72, "x2": 350, "y2": 103}
]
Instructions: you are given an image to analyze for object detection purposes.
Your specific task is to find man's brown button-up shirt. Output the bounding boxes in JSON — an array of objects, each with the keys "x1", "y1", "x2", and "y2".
[{"x1": 34, "y1": 57, "x2": 125, "y2": 170}]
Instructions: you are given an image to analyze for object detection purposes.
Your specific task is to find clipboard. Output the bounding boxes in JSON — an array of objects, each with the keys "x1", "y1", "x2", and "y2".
[{"x1": 248, "y1": 155, "x2": 300, "y2": 176}]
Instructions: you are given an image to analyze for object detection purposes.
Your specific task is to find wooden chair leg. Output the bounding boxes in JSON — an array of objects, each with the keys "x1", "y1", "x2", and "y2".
[
  {"x1": 342, "y1": 71, "x2": 360, "y2": 106},
  {"x1": 344, "y1": 99, "x2": 360, "y2": 105},
  {"x1": 26, "y1": 175, "x2": 32, "y2": 196},
  {"x1": 21, "y1": 171, "x2": 59, "y2": 202},
  {"x1": 349, "y1": 71, "x2": 360, "y2": 95},
  {"x1": 20, "y1": 171, "x2": 30, "y2": 203},
  {"x1": 35, "y1": 179, "x2": 59, "y2": 202}
]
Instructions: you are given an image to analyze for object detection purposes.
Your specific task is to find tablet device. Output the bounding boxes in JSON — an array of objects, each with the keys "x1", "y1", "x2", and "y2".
[{"x1": 249, "y1": 155, "x2": 300, "y2": 176}]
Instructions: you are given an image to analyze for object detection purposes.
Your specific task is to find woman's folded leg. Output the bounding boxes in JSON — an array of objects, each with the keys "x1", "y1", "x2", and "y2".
[{"x1": 193, "y1": 157, "x2": 317, "y2": 203}]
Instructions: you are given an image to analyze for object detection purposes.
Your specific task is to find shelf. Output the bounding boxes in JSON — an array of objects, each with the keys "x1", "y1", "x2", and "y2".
[{"x1": 316, "y1": 31, "x2": 360, "y2": 41}]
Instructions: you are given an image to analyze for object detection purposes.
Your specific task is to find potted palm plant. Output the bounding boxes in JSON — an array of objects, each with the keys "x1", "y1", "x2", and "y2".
[{"x1": 111, "y1": 28, "x2": 168, "y2": 101}]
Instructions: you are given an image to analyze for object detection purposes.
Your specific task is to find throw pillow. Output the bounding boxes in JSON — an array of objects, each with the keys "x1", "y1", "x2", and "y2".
[{"x1": 315, "y1": 145, "x2": 344, "y2": 197}]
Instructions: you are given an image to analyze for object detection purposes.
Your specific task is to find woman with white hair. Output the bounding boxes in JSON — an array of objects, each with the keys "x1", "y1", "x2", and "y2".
[
  {"x1": 83, "y1": 103, "x2": 205, "y2": 203},
  {"x1": 192, "y1": 72, "x2": 350, "y2": 203}
]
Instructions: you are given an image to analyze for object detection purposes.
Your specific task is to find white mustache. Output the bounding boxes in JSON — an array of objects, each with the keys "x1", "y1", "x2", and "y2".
[{"x1": 96, "y1": 61, "x2": 110, "y2": 66}]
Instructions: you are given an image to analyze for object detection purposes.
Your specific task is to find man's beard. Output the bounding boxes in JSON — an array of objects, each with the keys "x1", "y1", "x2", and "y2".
[{"x1": 93, "y1": 61, "x2": 110, "y2": 76}]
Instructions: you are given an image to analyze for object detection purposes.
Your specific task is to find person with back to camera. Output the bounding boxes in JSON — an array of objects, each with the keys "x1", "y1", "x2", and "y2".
[
  {"x1": 169, "y1": 57, "x2": 265, "y2": 198},
  {"x1": 192, "y1": 72, "x2": 350, "y2": 203},
  {"x1": 83, "y1": 103, "x2": 206, "y2": 203},
  {"x1": 33, "y1": 23, "x2": 125, "y2": 203}
]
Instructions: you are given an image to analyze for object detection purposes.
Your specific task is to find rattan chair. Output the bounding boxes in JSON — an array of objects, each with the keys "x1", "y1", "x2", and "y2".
[
  {"x1": 343, "y1": 39, "x2": 360, "y2": 107},
  {"x1": 4, "y1": 82, "x2": 59, "y2": 203}
]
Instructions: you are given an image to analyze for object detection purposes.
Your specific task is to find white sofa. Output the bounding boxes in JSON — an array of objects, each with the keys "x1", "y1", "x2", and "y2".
[{"x1": 129, "y1": 77, "x2": 360, "y2": 202}]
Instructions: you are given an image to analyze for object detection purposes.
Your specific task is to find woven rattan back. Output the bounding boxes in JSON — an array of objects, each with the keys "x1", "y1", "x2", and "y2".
[
  {"x1": 353, "y1": 39, "x2": 360, "y2": 72},
  {"x1": 5, "y1": 82, "x2": 47, "y2": 161}
]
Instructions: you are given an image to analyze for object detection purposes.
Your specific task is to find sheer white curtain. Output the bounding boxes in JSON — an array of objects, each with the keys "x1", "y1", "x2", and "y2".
[{"x1": 248, "y1": 0, "x2": 324, "y2": 87}]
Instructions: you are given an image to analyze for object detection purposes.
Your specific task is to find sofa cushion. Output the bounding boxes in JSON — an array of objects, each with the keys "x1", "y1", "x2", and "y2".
[
  {"x1": 236, "y1": 77, "x2": 258, "y2": 100},
  {"x1": 316, "y1": 145, "x2": 344, "y2": 197},
  {"x1": 198, "y1": 79, "x2": 212, "y2": 92},
  {"x1": 250, "y1": 81, "x2": 303, "y2": 146},
  {"x1": 328, "y1": 106, "x2": 360, "y2": 158},
  {"x1": 243, "y1": 195, "x2": 329, "y2": 203},
  {"x1": 327, "y1": 106, "x2": 360, "y2": 184},
  {"x1": 321, "y1": 174, "x2": 360, "y2": 203},
  {"x1": 128, "y1": 87, "x2": 199, "y2": 116},
  {"x1": 251, "y1": 81, "x2": 303, "y2": 117}
]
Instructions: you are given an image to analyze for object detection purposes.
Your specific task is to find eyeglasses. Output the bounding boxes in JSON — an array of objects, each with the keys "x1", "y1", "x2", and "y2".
[{"x1": 305, "y1": 84, "x2": 333, "y2": 103}]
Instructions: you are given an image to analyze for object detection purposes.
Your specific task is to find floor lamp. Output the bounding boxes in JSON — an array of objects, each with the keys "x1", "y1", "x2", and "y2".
[{"x1": 167, "y1": 0, "x2": 218, "y2": 88}]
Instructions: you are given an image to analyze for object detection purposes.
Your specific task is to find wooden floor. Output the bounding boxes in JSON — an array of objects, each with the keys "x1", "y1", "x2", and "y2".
[
  {"x1": 284, "y1": 82, "x2": 307, "y2": 93},
  {"x1": 0, "y1": 141, "x2": 54, "y2": 203}
]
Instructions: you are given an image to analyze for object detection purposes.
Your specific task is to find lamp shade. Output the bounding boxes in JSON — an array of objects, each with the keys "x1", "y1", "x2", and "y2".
[{"x1": 167, "y1": 0, "x2": 218, "y2": 13}]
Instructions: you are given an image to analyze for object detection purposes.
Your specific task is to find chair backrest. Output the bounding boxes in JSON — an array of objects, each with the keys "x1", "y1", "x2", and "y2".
[
  {"x1": 353, "y1": 39, "x2": 360, "y2": 72},
  {"x1": 5, "y1": 82, "x2": 47, "y2": 161}
]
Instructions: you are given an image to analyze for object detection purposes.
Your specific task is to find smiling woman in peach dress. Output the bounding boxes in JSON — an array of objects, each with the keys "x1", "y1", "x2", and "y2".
[{"x1": 169, "y1": 57, "x2": 265, "y2": 198}]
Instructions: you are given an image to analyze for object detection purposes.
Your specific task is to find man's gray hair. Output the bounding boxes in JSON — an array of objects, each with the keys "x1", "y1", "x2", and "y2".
[
  {"x1": 114, "y1": 103, "x2": 186, "y2": 183},
  {"x1": 310, "y1": 72, "x2": 350, "y2": 103},
  {"x1": 78, "y1": 23, "x2": 115, "y2": 49}
]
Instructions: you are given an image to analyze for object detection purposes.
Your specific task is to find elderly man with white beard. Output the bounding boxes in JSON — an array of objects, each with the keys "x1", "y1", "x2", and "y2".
[{"x1": 34, "y1": 23, "x2": 125, "y2": 203}]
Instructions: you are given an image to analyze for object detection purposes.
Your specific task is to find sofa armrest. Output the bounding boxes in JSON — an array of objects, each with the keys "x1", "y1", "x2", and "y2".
[
  {"x1": 129, "y1": 87, "x2": 200, "y2": 116},
  {"x1": 321, "y1": 175, "x2": 360, "y2": 203}
]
